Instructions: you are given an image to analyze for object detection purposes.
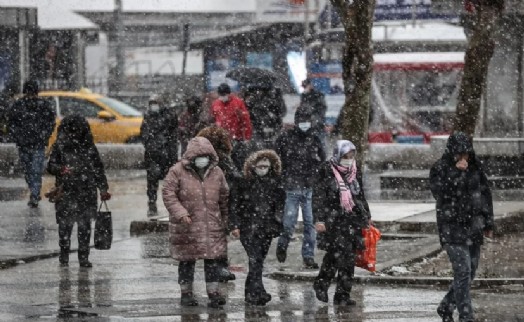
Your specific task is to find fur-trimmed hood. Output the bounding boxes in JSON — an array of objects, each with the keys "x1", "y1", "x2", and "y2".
[
  {"x1": 197, "y1": 126, "x2": 233, "y2": 155},
  {"x1": 243, "y1": 149, "x2": 282, "y2": 179}
]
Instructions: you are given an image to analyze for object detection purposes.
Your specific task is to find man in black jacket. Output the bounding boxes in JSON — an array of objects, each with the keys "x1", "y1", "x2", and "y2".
[
  {"x1": 275, "y1": 108, "x2": 325, "y2": 269},
  {"x1": 429, "y1": 132, "x2": 494, "y2": 322},
  {"x1": 300, "y1": 78, "x2": 327, "y2": 145},
  {"x1": 9, "y1": 80, "x2": 56, "y2": 207},
  {"x1": 140, "y1": 94, "x2": 178, "y2": 216}
]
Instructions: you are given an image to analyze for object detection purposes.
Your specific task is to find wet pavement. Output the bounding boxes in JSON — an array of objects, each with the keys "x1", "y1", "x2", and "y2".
[
  {"x1": 1, "y1": 236, "x2": 523, "y2": 321},
  {"x1": 1, "y1": 171, "x2": 524, "y2": 321}
]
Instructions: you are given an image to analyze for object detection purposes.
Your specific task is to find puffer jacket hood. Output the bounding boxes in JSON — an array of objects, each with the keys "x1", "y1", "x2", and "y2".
[
  {"x1": 181, "y1": 137, "x2": 219, "y2": 168},
  {"x1": 444, "y1": 132, "x2": 474, "y2": 160},
  {"x1": 243, "y1": 149, "x2": 282, "y2": 179}
]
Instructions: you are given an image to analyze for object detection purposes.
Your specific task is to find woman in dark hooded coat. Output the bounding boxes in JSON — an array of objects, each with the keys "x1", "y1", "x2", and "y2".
[
  {"x1": 47, "y1": 115, "x2": 111, "y2": 267},
  {"x1": 312, "y1": 140, "x2": 371, "y2": 306},
  {"x1": 429, "y1": 132, "x2": 494, "y2": 322},
  {"x1": 229, "y1": 149, "x2": 286, "y2": 306}
]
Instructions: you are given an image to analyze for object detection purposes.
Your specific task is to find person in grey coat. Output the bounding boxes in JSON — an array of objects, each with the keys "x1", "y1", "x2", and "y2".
[{"x1": 430, "y1": 132, "x2": 494, "y2": 322}]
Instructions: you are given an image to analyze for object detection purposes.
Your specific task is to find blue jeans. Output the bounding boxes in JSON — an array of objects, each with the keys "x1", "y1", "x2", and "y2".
[
  {"x1": 18, "y1": 147, "x2": 46, "y2": 200},
  {"x1": 439, "y1": 243, "x2": 481, "y2": 322},
  {"x1": 277, "y1": 188, "x2": 316, "y2": 259}
]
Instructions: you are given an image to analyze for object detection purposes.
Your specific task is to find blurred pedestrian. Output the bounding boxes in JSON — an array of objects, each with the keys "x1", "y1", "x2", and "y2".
[
  {"x1": 8, "y1": 80, "x2": 56, "y2": 207},
  {"x1": 275, "y1": 108, "x2": 326, "y2": 269},
  {"x1": 312, "y1": 140, "x2": 371, "y2": 305},
  {"x1": 300, "y1": 78, "x2": 327, "y2": 145},
  {"x1": 140, "y1": 94, "x2": 178, "y2": 217},
  {"x1": 211, "y1": 83, "x2": 252, "y2": 142},
  {"x1": 179, "y1": 95, "x2": 208, "y2": 153},
  {"x1": 47, "y1": 115, "x2": 111, "y2": 267},
  {"x1": 162, "y1": 137, "x2": 229, "y2": 308},
  {"x1": 197, "y1": 125, "x2": 241, "y2": 282},
  {"x1": 229, "y1": 149, "x2": 286, "y2": 306},
  {"x1": 430, "y1": 132, "x2": 494, "y2": 322},
  {"x1": 244, "y1": 85, "x2": 286, "y2": 142}
]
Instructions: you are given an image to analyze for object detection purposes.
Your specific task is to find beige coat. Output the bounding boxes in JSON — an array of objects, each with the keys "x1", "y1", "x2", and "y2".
[{"x1": 162, "y1": 137, "x2": 229, "y2": 261}]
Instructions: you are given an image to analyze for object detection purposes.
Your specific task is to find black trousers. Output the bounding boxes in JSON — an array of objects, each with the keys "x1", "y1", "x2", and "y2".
[
  {"x1": 178, "y1": 259, "x2": 221, "y2": 284},
  {"x1": 241, "y1": 234, "x2": 272, "y2": 298},
  {"x1": 58, "y1": 215, "x2": 91, "y2": 262},
  {"x1": 315, "y1": 250, "x2": 356, "y2": 299}
]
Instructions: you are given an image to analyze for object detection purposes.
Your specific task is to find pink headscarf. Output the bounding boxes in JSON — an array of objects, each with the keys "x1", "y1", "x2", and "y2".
[{"x1": 331, "y1": 140, "x2": 357, "y2": 213}]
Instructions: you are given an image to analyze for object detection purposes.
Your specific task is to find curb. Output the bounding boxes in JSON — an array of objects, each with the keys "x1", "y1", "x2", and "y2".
[
  {"x1": 268, "y1": 271, "x2": 524, "y2": 287},
  {"x1": 130, "y1": 219, "x2": 168, "y2": 235}
]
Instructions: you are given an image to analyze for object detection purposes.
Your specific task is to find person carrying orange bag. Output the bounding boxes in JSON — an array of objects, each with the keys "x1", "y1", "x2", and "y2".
[
  {"x1": 313, "y1": 140, "x2": 372, "y2": 306},
  {"x1": 356, "y1": 225, "x2": 381, "y2": 272}
]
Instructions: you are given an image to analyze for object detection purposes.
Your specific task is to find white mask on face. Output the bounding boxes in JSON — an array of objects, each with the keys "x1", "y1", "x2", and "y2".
[
  {"x1": 194, "y1": 156, "x2": 210, "y2": 169},
  {"x1": 298, "y1": 122, "x2": 311, "y2": 132},
  {"x1": 218, "y1": 95, "x2": 229, "y2": 102},
  {"x1": 149, "y1": 104, "x2": 160, "y2": 112},
  {"x1": 340, "y1": 158, "x2": 354, "y2": 168},
  {"x1": 254, "y1": 160, "x2": 271, "y2": 177}
]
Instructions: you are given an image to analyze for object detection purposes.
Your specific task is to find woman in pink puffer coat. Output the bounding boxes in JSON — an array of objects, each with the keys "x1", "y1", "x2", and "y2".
[{"x1": 162, "y1": 136, "x2": 229, "y2": 308}]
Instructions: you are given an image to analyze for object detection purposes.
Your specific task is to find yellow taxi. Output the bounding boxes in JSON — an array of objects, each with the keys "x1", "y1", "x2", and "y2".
[{"x1": 40, "y1": 89, "x2": 143, "y2": 145}]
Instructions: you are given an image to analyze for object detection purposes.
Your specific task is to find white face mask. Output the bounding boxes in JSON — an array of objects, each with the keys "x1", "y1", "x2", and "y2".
[
  {"x1": 255, "y1": 168, "x2": 269, "y2": 177},
  {"x1": 194, "y1": 156, "x2": 210, "y2": 169},
  {"x1": 298, "y1": 122, "x2": 311, "y2": 132},
  {"x1": 340, "y1": 158, "x2": 354, "y2": 168},
  {"x1": 218, "y1": 95, "x2": 229, "y2": 102},
  {"x1": 149, "y1": 104, "x2": 160, "y2": 112}
]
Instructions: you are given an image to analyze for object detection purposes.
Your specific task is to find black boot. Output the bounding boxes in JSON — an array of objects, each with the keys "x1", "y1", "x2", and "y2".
[
  {"x1": 313, "y1": 280, "x2": 329, "y2": 303},
  {"x1": 437, "y1": 305, "x2": 455, "y2": 322},
  {"x1": 333, "y1": 292, "x2": 356, "y2": 306},
  {"x1": 78, "y1": 250, "x2": 92, "y2": 268},
  {"x1": 276, "y1": 245, "x2": 287, "y2": 263},
  {"x1": 147, "y1": 201, "x2": 157, "y2": 217},
  {"x1": 59, "y1": 248, "x2": 69, "y2": 267},
  {"x1": 181, "y1": 292, "x2": 198, "y2": 307},
  {"x1": 207, "y1": 292, "x2": 226, "y2": 308}
]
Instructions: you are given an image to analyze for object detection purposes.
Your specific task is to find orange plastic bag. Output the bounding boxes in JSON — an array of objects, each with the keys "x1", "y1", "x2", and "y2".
[{"x1": 355, "y1": 225, "x2": 381, "y2": 272}]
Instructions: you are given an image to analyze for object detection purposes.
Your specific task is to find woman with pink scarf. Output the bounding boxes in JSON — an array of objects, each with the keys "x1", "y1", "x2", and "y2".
[{"x1": 312, "y1": 140, "x2": 371, "y2": 306}]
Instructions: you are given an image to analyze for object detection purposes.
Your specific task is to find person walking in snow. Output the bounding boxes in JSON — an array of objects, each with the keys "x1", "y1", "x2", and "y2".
[
  {"x1": 229, "y1": 149, "x2": 286, "y2": 306},
  {"x1": 140, "y1": 94, "x2": 178, "y2": 216},
  {"x1": 312, "y1": 139, "x2": 371, "y2": 306},
  {"x1": 9, "y1": 80, "x2": 56, "y2": 207},
  {"x1": 275, "y1": 108, "x2": 326, "y2": 269},
  {"x1": 162, "y1": 137, "x2": 229, "y2": 308},
  {"x1": 210, "y1": 83, "x2": 252, "y2": 142},
  {"x1": 47, "y1": 115, "x2": 111, "y2": 267},
  {"x1": 430, "y1": 132, "x2": 494, "y2": 322}
]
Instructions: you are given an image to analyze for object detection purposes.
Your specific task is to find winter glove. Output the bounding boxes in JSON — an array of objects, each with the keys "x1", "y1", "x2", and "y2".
[{"x1": 100, "y1": 191, "x2": 112, "y2": 201}]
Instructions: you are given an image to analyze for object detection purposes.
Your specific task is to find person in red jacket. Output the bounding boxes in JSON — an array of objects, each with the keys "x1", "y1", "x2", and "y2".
[{"x1": 211, "y1": 83, "x2": 252, "y2": 142}]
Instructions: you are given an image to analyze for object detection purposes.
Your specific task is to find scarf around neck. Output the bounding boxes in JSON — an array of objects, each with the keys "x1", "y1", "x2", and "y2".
[{"x1": 330, "y1": 158, "x2": 357, "y2": 213}]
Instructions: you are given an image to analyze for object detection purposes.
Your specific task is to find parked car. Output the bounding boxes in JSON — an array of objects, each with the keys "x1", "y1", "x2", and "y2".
[{"x1": 40, "y1": 89, "x2": 143, "y2": 146}]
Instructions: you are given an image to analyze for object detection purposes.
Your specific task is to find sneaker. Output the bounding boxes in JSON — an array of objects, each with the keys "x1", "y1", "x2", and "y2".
[
  {"x1": 303, "y1": 257, "x2": 319, "y2": 269},
  {"x1": 28, "y1": 197, "x2": 39, "y2": 208},
  {"x1": 437, "y1": 305, "x2": 454, "y2": 322},
  {"x1": 276, "y1": 245, "x2": 287, "y2": 263}
]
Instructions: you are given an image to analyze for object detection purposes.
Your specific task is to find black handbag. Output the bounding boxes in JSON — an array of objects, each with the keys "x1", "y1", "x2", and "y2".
[{"x1": 94, "y1": 201, "x2": 112, "y2": 250}]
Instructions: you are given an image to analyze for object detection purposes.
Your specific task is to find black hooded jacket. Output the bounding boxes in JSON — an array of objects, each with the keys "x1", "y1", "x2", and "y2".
[
  {"x1": 229, "y1": 150, "x2": 286, "y2": 239},
  {"x1": 9, "y1": 96, "x2": 55, "y2": 149},
  {"x1": 275, "y1": 127, "x2": 325, "y2": 190},
  {"x1": 429, "y1": 132, "x2": 494, "y2": 246},
  {"x1": 140, "y1": 108, "x2": 178, "y2": 167}
]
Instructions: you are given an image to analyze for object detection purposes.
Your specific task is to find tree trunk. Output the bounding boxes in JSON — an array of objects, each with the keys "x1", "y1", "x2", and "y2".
[
  {"x1": 453, "y1": 1, "x2": 504, "y2": 136},
  {"x1": 331, "y1": 0, "x2": 376, "y2": 163}
]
